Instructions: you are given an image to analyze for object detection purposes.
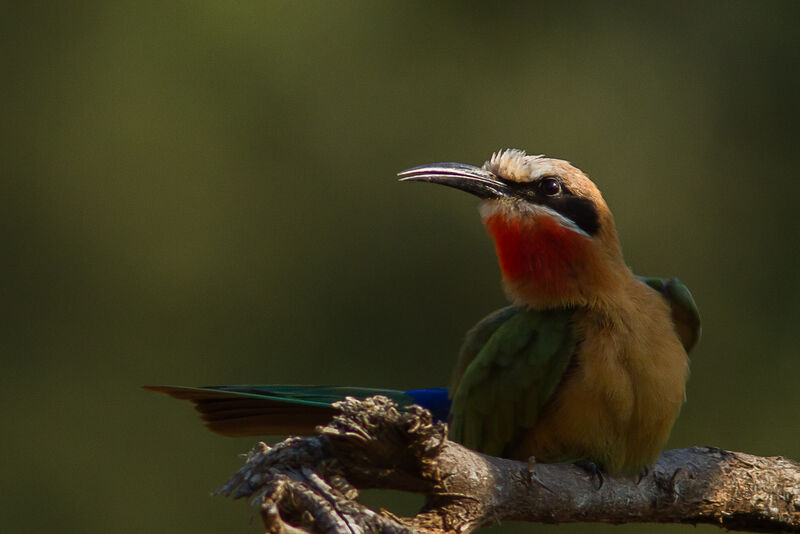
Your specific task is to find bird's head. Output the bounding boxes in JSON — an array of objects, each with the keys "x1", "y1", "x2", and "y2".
[{"x1": 399, "y1": 149, "x2": 628, "y2": 309}]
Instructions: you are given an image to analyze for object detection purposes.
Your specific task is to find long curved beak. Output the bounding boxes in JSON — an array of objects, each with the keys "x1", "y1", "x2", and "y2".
[{"x1": 397, "y1": 162, "x2": 511, "y2": 199}]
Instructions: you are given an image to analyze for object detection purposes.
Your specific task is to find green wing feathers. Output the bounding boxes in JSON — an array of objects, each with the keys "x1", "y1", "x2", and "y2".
[
  {"x1": 637, "y1": 276, "x2": 701, "y2": 352},
  {"x1": 448, "y1": 307, "x2": 577, "y2": 457},
  {"x1": 449, "y1": 305, "x2": 519, "y2": 391}
]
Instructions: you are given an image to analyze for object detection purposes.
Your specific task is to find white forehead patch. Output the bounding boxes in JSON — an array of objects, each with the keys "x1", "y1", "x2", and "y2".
[{"x1": 483, "y1": 148, "x2": 570, "y2": 183}]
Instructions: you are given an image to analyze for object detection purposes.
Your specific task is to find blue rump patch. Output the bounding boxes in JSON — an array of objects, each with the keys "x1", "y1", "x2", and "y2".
[{"x1": 403, "y1": 388, "x2": 451, "y2": 422}]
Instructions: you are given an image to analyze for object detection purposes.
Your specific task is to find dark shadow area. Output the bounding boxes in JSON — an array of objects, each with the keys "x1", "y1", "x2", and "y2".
[{"x1": 359, "y1": 489, "x2": 427, "y2": 519}]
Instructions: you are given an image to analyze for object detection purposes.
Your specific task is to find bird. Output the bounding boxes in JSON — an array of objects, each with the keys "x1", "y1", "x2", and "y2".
[{"x1": 146, "y1": 149, "x2": 699, "y2": 477}]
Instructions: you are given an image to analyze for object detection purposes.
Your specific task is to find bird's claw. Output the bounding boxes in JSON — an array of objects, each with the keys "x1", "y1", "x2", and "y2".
[
  {"x1": 524, "y1": 456, "x2": 554, "y2": 494},
  {"x1": 574, "y1": 460, "x2": 605, "y2": 489}
]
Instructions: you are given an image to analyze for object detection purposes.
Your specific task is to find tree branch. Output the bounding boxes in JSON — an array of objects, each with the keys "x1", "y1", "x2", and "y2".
[{"x1": 215, "y1": 396, "x2": 800, "y2": 533}]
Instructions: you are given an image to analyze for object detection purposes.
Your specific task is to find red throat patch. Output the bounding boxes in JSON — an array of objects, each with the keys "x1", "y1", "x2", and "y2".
[{"x1": 485, "y1": 213, "x2": 591, "y2": 296}]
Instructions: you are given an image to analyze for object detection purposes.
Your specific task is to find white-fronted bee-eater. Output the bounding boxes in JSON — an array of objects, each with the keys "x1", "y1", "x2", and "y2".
[{"x1": 147, "y1": 149, "x2": 700, "y2": 477}]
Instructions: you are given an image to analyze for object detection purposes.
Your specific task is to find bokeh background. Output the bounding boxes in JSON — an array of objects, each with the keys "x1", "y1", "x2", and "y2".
[{"x1": 3, "y1": 1, "x2": 799, "y2": 533}]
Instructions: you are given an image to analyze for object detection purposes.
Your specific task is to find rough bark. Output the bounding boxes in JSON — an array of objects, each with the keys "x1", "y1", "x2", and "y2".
[{"x1": 215, "y1": 396, "x2": 800, "y2": 533}]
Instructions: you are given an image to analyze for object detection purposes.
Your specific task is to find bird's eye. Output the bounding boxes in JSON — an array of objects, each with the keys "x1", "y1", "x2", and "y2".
[{"x1": 539, "y1": 178, "x2": 561, "y2": 196}]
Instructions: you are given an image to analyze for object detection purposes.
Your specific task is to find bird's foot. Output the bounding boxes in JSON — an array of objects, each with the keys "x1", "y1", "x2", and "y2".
[
  {"x1": 524, "y1": 456, "x2": 554, "y2": 493},
  {"x1": 574, "y1": 460, "x2": 605, "y2": 489}
]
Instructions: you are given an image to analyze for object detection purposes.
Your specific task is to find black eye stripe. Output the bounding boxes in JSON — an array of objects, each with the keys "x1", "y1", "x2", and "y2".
[
  {"x1": 507, "y1": 177, "x2": 569, "y2": 193},
  {"x1": 541, "y1": 196, "x2": 600, "y2": 236},
  {"x1": 501, "y1": 179, "x2": 600, "y2": 236}
]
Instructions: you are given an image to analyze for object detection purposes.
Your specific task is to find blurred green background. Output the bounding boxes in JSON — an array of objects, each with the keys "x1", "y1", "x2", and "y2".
[{"x1": 3, "y1": 1, "x2": 799, "y2": 533}]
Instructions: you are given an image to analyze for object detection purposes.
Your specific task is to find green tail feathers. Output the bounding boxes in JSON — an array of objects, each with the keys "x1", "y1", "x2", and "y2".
[{"x1": 144, "y1": 385, "x2": 416, "y2": 437}]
